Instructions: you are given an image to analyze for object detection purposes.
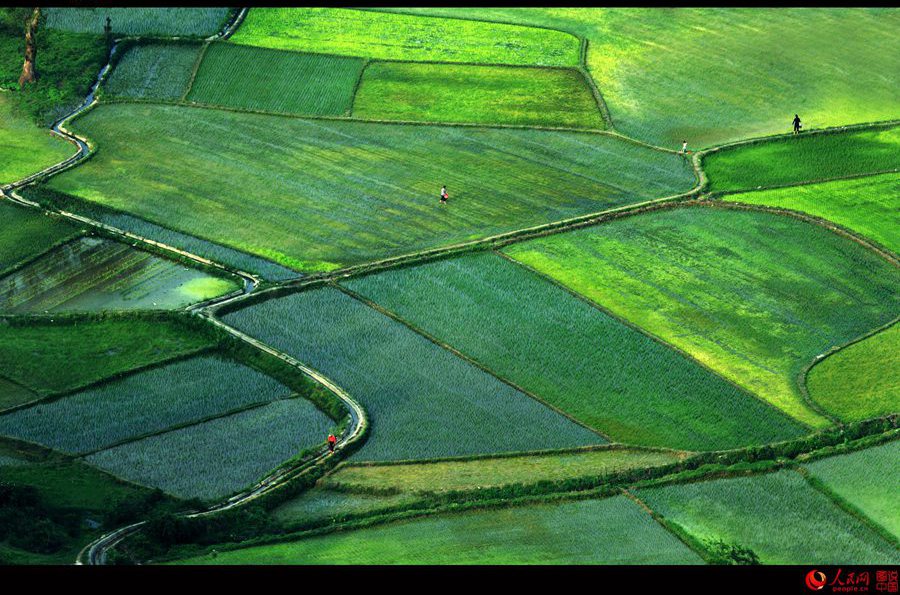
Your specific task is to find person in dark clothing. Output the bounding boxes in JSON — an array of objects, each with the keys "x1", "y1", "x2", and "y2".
[
  {"x1": 793, "y1": 114, "x2": 802, "y2": 134},
  {"x1": 327, "y1": 433, "x2": 337, "y2": 454}
]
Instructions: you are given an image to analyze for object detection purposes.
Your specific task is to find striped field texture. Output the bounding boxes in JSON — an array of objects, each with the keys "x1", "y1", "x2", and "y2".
[
  {"x1": 44, "y1": 8, "x2": 231, "y2": 37},
  {"x1": 103, "y1": 42, "x2": 202, "y2": 100}
]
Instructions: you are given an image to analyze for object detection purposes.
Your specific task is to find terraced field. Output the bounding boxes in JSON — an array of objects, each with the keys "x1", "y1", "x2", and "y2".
[
  {"x1": 0, "y1": 236, "x2": 240, "y2": 313},
  {"x1": 103, "y1": 43, "x2": 202, "y2": 100},
  {"x1": 48, "y1": 103, "x2": 694, "y2": 272},
  {"x1": 353, "y1": 62, "x2": 603, "y2": 128},
  {"x1": 274, "y1": 488, "x2": 419, "y2": 527},
  {"x1": 230, "y1": 8, "x2": 581, "y2": 66},
  {"x1": 635, "y1": 470, "x2": 899, "y2": 564},
  {"x1": 44, "y1": 7, "x2": 231, "y2": 37},
  {"x1": 0, "y1": 97, "x2": 74, "y2": 184},
  {"x1": 724, "y1": 173, "x2": 900, "y2": 254},
  {"x1": 222, "y1": 287, "x2": 605, "y2": 461},
  {"x1": 0, "y1": 201, "x2": 80, "y2": 276},
  {"x1": 505, "y1": 206, "x2": 900, "y2": 428},
  {"x1": 179, "y1": 496, "x2": 704, "y2": 565},
  {"x1": 345, "y1": 252, "x2": 805, "y2": 449}
]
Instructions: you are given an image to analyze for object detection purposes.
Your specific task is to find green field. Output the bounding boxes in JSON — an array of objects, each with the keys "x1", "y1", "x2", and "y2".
[
  {"x1": 44, "y1": 8, "x2": 231, "y2": 37},
  {"x1": 222, "y1": 287, "x2": 604, "y2": 461},
  {"x1": 87, "y1": 398, "x2": 334, "y2": 500},
  {"x1": 0, "y1": 236, "x2": 239, "y2": 313},
  {"x1": 0, "y1": 201, "x2": 80, "y2": 276},
  {"x1": 180, "y1": 496, "x2": 704, "y2": 564},
  {"x1": 505, "y1": 206, "x2": 900, "y2": 428},
  {"x1": 379, "y1": 8, "x2": 899, "y2": 148},
  {"x1": 0, "y1": 378, "x2": 35, "y2": 410},
  {"x1": 273, "y1": 488, "x2": 419, "y2": 527},
  {"x1": 0, "y1": 355, "x2": 289, "y2": 454},
  {"x1": 0, "y1": 316, "x2": 214, "y2": 404},
  {"x1": 804, "y1": 441, "x2": 900, "y2": 540},
  {"x1": 103, "y1": 42, "x2": 201, "y2": 100},
  {"x1": 705, "y1": 126, "x2": 900, "y2": 193},
  {"x1": 345, "y1": 252, "x2": 805, "y2": 449},
  {"x1": 230, "y1": 8, "x2": 580, "y2": 66},
  {"x1": 188, "y1": 44, "x2": 364, "y2": 116},
  {"x1": 0, "y1": 97, "x2": 73, "y2": 185},
  {"x1": 636, "y1": 470, "x2": 899, "y2": 564},
  {"x1": 49, "y1": 103, "x2": 694, "y2": 272},
  {"x1": 724, "y1": 174, "x2": 900, "y2": 254},
  {"x1": 327, "y1": 448, "x2": 686, "y2": 494},
  {"x1": 807, "y1": 324, "x2": 899, "y2": 422},
  {"x1": 353, "y1": 62, "x2": 603, "y2": 128}
]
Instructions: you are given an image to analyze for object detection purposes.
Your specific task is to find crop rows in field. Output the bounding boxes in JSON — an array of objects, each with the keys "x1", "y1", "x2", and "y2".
[
  {"x1": 804, "y1": 440, "x2": 900, "y2": 541},
  {"x1": 103, "y1": 43, "x2": 202, "y2": 100},
  {"x1": 44, "y1": 8, "x2": 232, "y2": 37},
  {"x1": 326, "y1": 448, "x2": 686, "y2": 494},
  {"x1": 0, "y1": 201, "x2": 80, "y2": 277},
  {"x1": 0, "y1": 316, "x2": 213, "y2": 403},
  {"x1": 505, "y1": 206, "x2": 900, "y2": 428},
  {"x1": 636, "y1": 469, "x2": 899, "y2": 564},
  {"x1": 0, "y1": 355, "x2": 290, "y2": 454},
  {"x1": 724, "y1": 173, "x2": 900, "y2": 255},
  {"x1": 273, "y1": 488, "x2": 418, "y2": 527},
  {"x1": 188, "y1": 44, "x2": 364, "y2": 116},
  {"x1": 87, "y1": 397, "x2": 334, "y2": 501},
  {"x1": 50, "y1": 103, "x2": 695, "y2": 273},
  {"x1": 223, "y1": 287, "x2": 604, "y2": 461},
  {"x1": 179, "y1": 495, "x2": 704, "y2": 565},
  {"x1": 345, "y1": 252, "x2": 805, "y2": 450},
  {"x1": 352, "y1": 62, "x2": 604, "y2": 129},
  {"x1": 230, "y1": 8, "x2": 581, "y2": 67},
  {"x1": 0, "y1": 236, "x2": 239, "y2": 313},
  {"x1": 705, "y1": 125, "x2": 900, "y2": 193},
  {"x1": 0, "y1": 97, "x2": 74, "y2": 185}
]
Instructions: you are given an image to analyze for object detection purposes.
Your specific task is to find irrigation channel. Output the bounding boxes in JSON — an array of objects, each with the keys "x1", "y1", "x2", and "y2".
[{"x1": 0, "y1": 7, "x2": 896, "y2": 565}]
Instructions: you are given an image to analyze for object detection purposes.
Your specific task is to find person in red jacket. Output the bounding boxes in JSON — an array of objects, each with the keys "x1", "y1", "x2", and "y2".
[
  {"x1": 439, "y1": 185, "x2": 449, "y2": 204},
  {"x1": 327, "y1": 433, "x2": 337, "y2": 454}
]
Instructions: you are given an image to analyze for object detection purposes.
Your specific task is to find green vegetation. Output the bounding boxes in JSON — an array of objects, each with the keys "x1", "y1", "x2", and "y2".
[
  {"x1": 103, "y1": 42, "x2": 201, "y2": 100},
  {"x1": 44, "y1": 8, "x2": 231, "y2": 37},
  {"x1": 353, "y1": 62, "x2": 603, "y2": 128},
  {"x1": 0, "y1": 201, "x2": 80, "y2": 276},
  {"x1": 804, "y1": 440, "x2": 900, "y2": 540},
  {"x1": 0, "y1": 355, "x2": 290, "y2": 454},
  {"x1": 636, "y1": 470, "x2": 899, "y2": 564},
  {"x1": 273, "y1": 488, "x2": 418, "y2": 527},
  {"x1": 327, "y1": 448, "x2": 686, "y2": 494},
  {"x1": 0, "y1": 97, "x2": 73, "y2": 184},
  {"x1": 379, "y1": 8, "x2": 900, "y2": 148},
  {"x1": 179, "y1": 496, "x2": 703, "y2": 564},
  {"x1": 87, "y1": 398, "x2": 335, "y2": 500},
  {"x1": 0, "y1": 236, "x2": 239, "y2": 313},
  {"x1": 705, "y1": 126, "x2": 900, "y2": 193},
  {"x1": 49, "y1": 103, "x2": 694, "y2": 272},
  {"x1": 807, "y1": 324, "x2": 899, "y2": 422},
  {"x1": 188, "y1": 44, "x2": 364, "y2": 116},
  {"x1": 346, "y1": 253, "x2": 805, "y2": 449},
  {"x1": 230, "y1": 8, "x2": 580, "y2": 66},
  {"x1": 724, "y1": 174, "x2": 900, "y2": 254},
  {"x1": 505, "y1": 206, "x2": 900, "y2": 428},
  {"x1": 0, "y1": 315, "x2": 215, "y2": 402},
  {"x1": 0, "y1": 378, "x2": 34, "y2": 410},
  {"x1": 223, "y1": 287, "x2": 604, "y2": 461}
]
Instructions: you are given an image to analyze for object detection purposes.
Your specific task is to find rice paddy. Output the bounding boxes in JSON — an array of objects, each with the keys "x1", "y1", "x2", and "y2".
[
  {"x1": 102, "y1": 42, "x2": 202, "y2": 101},
  {"x1": 43, "y1": 8, "x2": 232, "y2": 37},
  {"x1": 0, "y1": 97, "x2": 74, "y2": 185},
  {"x1": 0, "y1": 201, "x2": 80, "y2": 277}
]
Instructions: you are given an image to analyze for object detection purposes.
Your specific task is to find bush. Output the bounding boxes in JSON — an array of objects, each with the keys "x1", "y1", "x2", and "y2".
[{"x1": 706, "y1": 539, "x2": 761, "y2": 565}]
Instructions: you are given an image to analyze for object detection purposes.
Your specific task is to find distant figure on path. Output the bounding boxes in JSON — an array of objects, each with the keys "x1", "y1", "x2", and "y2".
[
  {"x1": 327, "y1": 433, "x2": 337, "y2": 454},
  {"x1": 793, "y1": 114, "x2": 802, "y2": 134},
  {"x1": 681, "y1": 140, "x2": 688, "y2": 154},
  {"x1": 440, "y1": 185, "x2": 449, "y2": 204}
]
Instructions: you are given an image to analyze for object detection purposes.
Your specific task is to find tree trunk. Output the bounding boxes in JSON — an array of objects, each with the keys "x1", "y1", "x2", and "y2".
[{"x1": 18, "y1": 8, "x2": 40, "y2": 87}]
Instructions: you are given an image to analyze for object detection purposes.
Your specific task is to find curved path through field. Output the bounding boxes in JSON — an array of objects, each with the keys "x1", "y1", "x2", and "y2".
[{"x1": 0, "y1": 6, "x2": 896, "y2": 565}]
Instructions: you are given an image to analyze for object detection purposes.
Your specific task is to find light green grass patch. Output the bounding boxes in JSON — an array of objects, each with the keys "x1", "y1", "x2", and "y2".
[
  {"x1": 0, "y1": 96, "x2": 74, "y2": 185},
  {"x1": 807, "y1": 324, "x2": 900, "y2": 422},
  {"x1": 177, "y1": 496, "x2": 704, "y2": 564},
  {"x1": 0, "y1": 201, "x2": 80, "y2": 276},
  {"x1": 724, "y1": 173, "x2": 900, "y2": 254},
  {"x1": 188, "y1": 44, "x2": 364, "y2": 116},
  {"x1": 44, "y1": 8, "x2": 231, "y2": 37},
  {"x1": 636, "y1": 470, "x2": 899, "y2": 564},
  {"x1": 804, "y1": 441, "x2": 900, "y2": 540},
  {"x1": 705, "y1": 126, "x2": 900, "y2": 193},
  {"x1": 345, "y1": 252, "x2": 806, "y2": 450},
  {"x1": 327, "y1": 448, "x2": 686, "y2": 494},
  {"x1": 353, "y1": 62, "x2": 603, "y2": 128},
  {"x1": 230, "y1": 8, "x2": 580, "y2": 66},
  {"x1": 103, "y1": 42, "x2": 202, "y2": 100},
  {"x1": 273, "y1": 488, "x2": 418, "y2": 527},
  {"x1": 49, "y1": 103, "x2": 694, "y2": 273},
  {"x1": 504, "y1": 207, "x2": 900, "y2": 428}
]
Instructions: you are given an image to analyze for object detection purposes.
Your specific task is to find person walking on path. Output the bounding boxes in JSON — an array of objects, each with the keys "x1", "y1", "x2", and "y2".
[
  {"x1": 681, "y1": 140, "x2": 688, "y2": 154},
  {"x1": 793, "y1": 114, "x2": 802, "y2": 134},
  {"x1": 440, "y1": 185, "x2": 449, "y2": 204},
  {"x1": 327, "y1": 433, "x2": 337, "y2": 454}
]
